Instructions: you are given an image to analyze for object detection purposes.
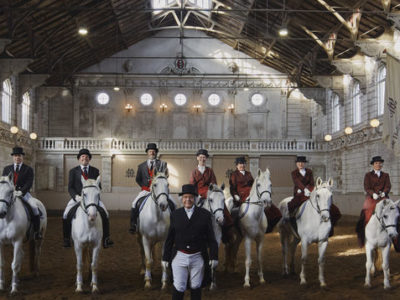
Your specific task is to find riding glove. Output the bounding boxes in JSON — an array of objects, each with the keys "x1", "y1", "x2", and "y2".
[{"x1": 372, "y1": 193, "x2": 379, "y2": 200}]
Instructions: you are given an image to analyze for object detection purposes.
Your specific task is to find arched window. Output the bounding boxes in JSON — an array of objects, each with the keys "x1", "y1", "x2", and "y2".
[
  {"x1": 331, "y1": 93, "x2": 340, "y2": 132},
  {"x1": 352, "y1": 82, "x2": 361, "y2": 125},
  {"x1": 21, "y1": 92, "x2": 30, "y2": 131},
  {"x1": 1, "y1": 79, "x2": 12, "y2": 123},
  {"x1": 377, "y1": 66, "x2": 386, "y2": 115}
]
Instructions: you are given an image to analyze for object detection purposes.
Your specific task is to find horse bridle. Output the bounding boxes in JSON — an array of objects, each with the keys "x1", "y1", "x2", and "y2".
[
  {"x1": 0, "y1": 180, "x2": 16, "y2": 210},
  {"x1": 376, "y1": 205, "x2": 398, "y2": 232},
  {"x1": 150, "y1": 175, "x2": 169, "y2": 206},
  {"x1": 255, "y1": 178, "x2": 272, "y2": 202},
  {"x1": 197, "y1": 189, "x2": 225, "y2": 216},
  {"x1": 308, "y1": 188, "x2": 331, "y2": 217},
  {"x1": 80, "y1": 185, "x2": 100, "y2": 214}
]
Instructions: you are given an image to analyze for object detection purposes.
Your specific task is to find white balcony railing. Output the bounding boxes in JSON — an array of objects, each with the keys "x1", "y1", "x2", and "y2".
[{"x1": 37, "y1": 138, "x2": 325, "y2": 154}]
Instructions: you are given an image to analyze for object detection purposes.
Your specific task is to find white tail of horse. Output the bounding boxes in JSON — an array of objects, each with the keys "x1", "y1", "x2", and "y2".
[
  {"x1": 0, "y1": 174, "x2": 47, "y2": 295},
  {"x1": 71, "y1": 176, "x2": 103, "y2": 293},
  {"x1": 278, "y1": 177, "x2": 333, "y2": 287},
  {"x1": 364, "y1": 198, "x2": 400, "y2": 289},
  {"x1": 136, "y1": 172, "x2": 171, "y2": 289},
  {"x1": 225, "y1": 168, "x2": 272, "y2": 288}
]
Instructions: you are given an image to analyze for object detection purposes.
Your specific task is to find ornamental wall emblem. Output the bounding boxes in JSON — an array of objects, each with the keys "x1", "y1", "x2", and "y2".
[{"x1": 161, "y1": 52, "x2": 200, "y2": 75}]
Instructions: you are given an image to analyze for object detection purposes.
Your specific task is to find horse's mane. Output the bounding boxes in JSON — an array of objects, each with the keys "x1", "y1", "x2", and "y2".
[{"x1": 83, "y1": 179, "x2": 98, "y2": 187}]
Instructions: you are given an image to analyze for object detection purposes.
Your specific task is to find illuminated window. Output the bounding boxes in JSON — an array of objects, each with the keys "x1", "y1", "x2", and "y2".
[
  {"x1": 22, "y1": 92, "x2": 30, "y2": 131},
  {"x1": 151, "y1": 0, "x2": 211, "y2": 16},
  {"x1": 174, "y1": 93, "x2": 187, "y2": 106},
  {"x1": 208, "y1": 93, "x2": 220, "y2": 106},
  {"x1": 331, "y1": 93, "x2": 340, "y2": 132},
  {"x1": 97, "y1": 92, "x2": 109, "y2": 105},
  {"x1": 352, "y1": 82, "x2": 361, "y2": 125},
  {"x1": 140, "y1": 93, "x2": 153, "y2": 106},
  {"x1": 377, "y1": 66, "x2": 386, "y2": 115},
  {"x1": 250, "y1": 93, "x2": 264, "y2": 106},
  {"x1": 1, "y1": 79, "x2": 12, "y2": 123}
]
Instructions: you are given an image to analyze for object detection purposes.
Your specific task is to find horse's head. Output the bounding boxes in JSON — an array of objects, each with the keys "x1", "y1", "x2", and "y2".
[
  {"x1": 254, "y1": 168, "x2": 272, "y2": 207},
  {"x1": 207, "y1": 183, "x2": 226, "y2": 225},
  {"x1": 151, "y1": 172, "x2": 169, "y2": 211},
  {"x1": 375, "y1": 198, "x2": 400, "y2": 240},
  {"x1": 312, "y1": 177, "x2": 333, "y2": 222},
  {"x1": 0, "y1": 173, "x2": 16, "y2": 218},
  {"x1": 81, "y1": 176, "x2": 101, "y2": 222}
]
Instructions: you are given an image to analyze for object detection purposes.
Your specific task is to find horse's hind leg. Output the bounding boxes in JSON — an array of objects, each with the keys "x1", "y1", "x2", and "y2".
[
  {"x1": 0, "y1": 244, "x2": 4, "y2": 290},
  {"x1": 364, "y1": 244, "x2": 373, "y2": 288},
  {"x1": 142, "y1": 237, "x2": 153, "y2": 289},
  {"x1": 74, "y1": 245, "x2": 84, "y2": 292},
  {"x1": 137, "y1": 235, "x2": 146, "y2": 275},
  {"x1": 161, "y1": 241, "x2": 168, "y2": 290},
  {"x1": 256, "y1": 235, "x2": 265, "y2": 284},
  {"x1": 280, "y1": 228, "x2": 289, "y2": 276},
  {"x1": 91, "y1": 244, "x2": 101, "y2": 293},
  {"x1": 318, "y1": 240, "x2": 328, "y2": 288},
  {"x1": 299, "y1": 241, "x2": 308, "y2": 285},
  {"x1": 243, "y1": 237, "x2": 252, "y2": 288},
  {"x1": 381, "y1": 245, "x2": 391, "y2": 290},
  {"x1": 10, "y1": 241, "x2": 23, "y2": 294}
]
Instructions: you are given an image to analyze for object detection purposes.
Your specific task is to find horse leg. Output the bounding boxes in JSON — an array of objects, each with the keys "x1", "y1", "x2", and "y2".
[
  {"x1": 243, "y1": 237, "x2": 252, "y2": 288},
  {"x1": 142, "y1": 237, "x2": 153, "y2": 289},
  {"x1": 33, "y1": 239, "x2": 43, "y2": 277},
  {"x1": 318, "y1": 240, "x2": 328, "y2": 288},
  {"x1": 161, "y1": 241, "x2": 168, "y2": 290},
  {"x1": 289, "y1": 238, "x2": 299, "y2": 275},
  {"x1": 364, "y1": 243, "x2": 373, "y2": 288},
  {"x1": 74, "y1": 244, "x2": 84, "y2": 292},
  {"x1": 137, "y1": 234, "x2": 146, "y2": 275},
  {"x1": 91, "y1": 244, "x2": 101, "y2": 293},
  {"x1": 0, "y1": 244, "x2": 4, "y2": 290},
  {"x1": 256, "y1": 235, "x2": 265, "y2": 284},
  {"x1": 280, "y1": 229, "x2": 289, "y2": 276},
  {"x1": 381, "y1": 244, "x2": 391, "y2": 290},
  {"x1": 299, "y1": 241, "x2": 308, "y2": 285},
  {"x1": 231, "y1": 232, "x2": 242, "y2": 272},
  {"x1": 10, "y1": 240, "x2": 23, "y2": 294}
]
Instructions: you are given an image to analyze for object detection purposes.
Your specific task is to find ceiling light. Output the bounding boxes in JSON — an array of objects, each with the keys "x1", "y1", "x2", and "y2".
[
  {"x1": 278, "y1": 26, "x2": 288, "y2": 37},
  {"x1": 344, "y1": 126, "x2": 353, "y2": 135},
  {"x1": 324, "y1": 134, "x2": 332, "y2": 142},
  {"x1": 113, "y1": 86, "x2": 120, "y2": 91},
  {"x1": 29, "y1": 132, "x2": 37, "y2": 140},
  {"x1": 370, "y1": 118, "x2": 380, "y2": 128},
  {"x1": 78, "y1": 27, "x2": 88, "y2": 36},
  {"x1": 10, "y1": 126, "x2": 19, "y2": 134}
]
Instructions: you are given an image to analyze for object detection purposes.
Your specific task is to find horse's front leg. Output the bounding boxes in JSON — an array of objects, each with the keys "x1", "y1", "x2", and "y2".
[
  {"x1": 299, "y1": 240, "x2": 308, "y2": 285},
  {"x1": 381, "y1": 244, "x2": 391, "y2": 290},
  {"x1": 256, "y1": 235, "x2": 265, "y2": 284},
  {"x1": 364, "y1": 243, "x2": 373, "y2": 288},
  {"x1": 318, "y1": 240, "x2": 328, "y2": 288},
  {"x1": 142, "y1": 236, "x2": 153, "y2": 289},
  {"x1": 91, "y1": 242, "x2": 101, "y2": 293},
  {"x1": 10, "y1": 240, "x2": 23, "y2": 295},
  {"x1": 0, "y1": 244, "x2": 4, "y2": 290},
  {"x1": 161, "y1": 240, "x2": 168, "y2": 290},
  {"x1": 243, "y1": 237, "x2": 252, "y2": 288},
  {"x1": 74, "y1": 244, "x2": 84, "y2": 292},
  {"x1": 280, "y1": 228, "x2": 289, "y2": 276}
]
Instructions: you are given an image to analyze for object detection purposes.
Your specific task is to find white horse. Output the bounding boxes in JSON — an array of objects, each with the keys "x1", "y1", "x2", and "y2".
[
  {"x1": 196, "y1": 183, "x2": 225, "y2": 290},
  {"x1": 364, "y1": 198, "x2": 400, "y2": 289},
  {"x1": 278, "y1": 177, "x2": 333, "y2": 287},
  {"x1": 0, "y1": 174, "x2": 47, "y2": 294},
  {"x1": 225, "y1": 169, "x2": 272, "y2": 287},
  {"x1": 71, "y1": 177, "x2": 103, "y2": 293},
  {"x1": 137, "y1": 172, "x2": 170, "y2": 289}
]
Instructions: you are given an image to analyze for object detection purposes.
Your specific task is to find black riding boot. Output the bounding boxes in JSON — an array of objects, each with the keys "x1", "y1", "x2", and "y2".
[
  {"x1": 62, "y1": 218, "x2": 72, "y2": 248},
  {"x1": 129, "y1": 207, "x2": 138, "y2": 234},
  {"x1": 33, "y1": 215, "x2": 42, "y2": 240},
  {"x1": 191, "y1": 287, "x2": 202, "y2": 300},
  {"x1": 172, "y1": 287, "x2": 184, "y2": 300},
  {"x1": 97, "y1": 206, "x2": 114, "y2": 248}
]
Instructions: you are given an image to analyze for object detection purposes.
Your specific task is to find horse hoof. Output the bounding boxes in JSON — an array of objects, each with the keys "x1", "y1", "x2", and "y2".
[
  {"x1": 161, "y1": 283, "x2": 167, "y2": 290},
  {"x1": 364, "y1": 283, "x2": 371, "y2": 289},
  {"x1": 300, "y1": 280, "x2": 307, "y2": 286},
  {"x1": 92, "y1": 286, "x2": 99, "y2": 294},
  {"x1": 384, "y1": 285, "x2": 391, "y2": 290},
  {"x1": 260, "y1": 279, "x2": 265, "y2": 284},
  {"x1": 210, "y1": 284, "x2": 217, "y2": 291},
  {"x1": 144, "y1": 282, "x2": 151, "y2": 289},
  {"x1": 243, "y1": 282, "x2": 250, "y2": 288},
  {"x1": 75, "y1": 286, "x2": 83, "y2": 293},
  {"x1": 320, "y1": 283, "x2": 328, "y2": 289}
]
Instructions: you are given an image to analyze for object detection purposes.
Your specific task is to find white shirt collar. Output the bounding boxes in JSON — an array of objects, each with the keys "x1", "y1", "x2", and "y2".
[
  {"x1": 299, "y1": 168, "x2": 306, "y2": 176},
  {"x1": 240, "y1": 170, "x2": 245, "y2": 175},
  {"x1": 14, "y1": 163, "x2": 22, "y2": 170},
  {"x1": 185, "y1": 206, "x2": 195, "y2": 219},
  {"x1": 147, "y1": 159, "x2": 156, "y2": 168},
  {"x1": 198, "y1": 165, "x2": 205, "y2": 174},
  {"x1": 374, "y1": 170, "x2": 381, "y2": 177},
  {"x1": 80, "y1": 165, "x2": 89, "y2": 171}
]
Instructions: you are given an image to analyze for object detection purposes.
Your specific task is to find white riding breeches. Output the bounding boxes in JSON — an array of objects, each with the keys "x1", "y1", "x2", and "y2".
[
  {"x1": 172, "y1": 251, "x2": 204, "y2": 292},
  {"x1": 63, "y1": 199, "x2": 108, "y2": 219},
  {"x1": 132, "y1": 190, "x2": 150, "y2": 208},
  {"x1": 22, "y1": 192, "x2": 39, "y2": 216}
]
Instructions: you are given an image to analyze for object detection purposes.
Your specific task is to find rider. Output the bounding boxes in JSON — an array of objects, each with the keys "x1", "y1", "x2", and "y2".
[
  {"x1": 229, "y1": 156, "x2": 281, "y2": 233},
  {"x1": 62, "y1": 148, "x2": 114, "y2": 248},
  {"x1": 129, "y1": 143, "x2": 170, "y2": 234},
  {"x1": 189, "y1": 149, "x2": 234, "y2": 243},
  {"x1": 288, "y1": 156, "x2": 341, "y2": 235},
  {"x1": 356, "y1": 156, "x2": 392, "y2": 247},
  {"x1": 2, "y1": 146, "x2": 41, "y2": 240}
]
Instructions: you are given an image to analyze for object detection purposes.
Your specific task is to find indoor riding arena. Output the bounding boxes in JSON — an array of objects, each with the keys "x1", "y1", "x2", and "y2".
[{"x1": 1, "y1": 1, "x2": 400, "y2": 299}]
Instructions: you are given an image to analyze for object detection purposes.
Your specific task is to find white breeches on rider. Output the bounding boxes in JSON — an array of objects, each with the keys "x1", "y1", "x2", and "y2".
[
  {"x1": 132, "y1": 190, "x2": 151, "y2": 208},
  {"x1": 22, "y1": 192, "x2": 39, "y2": 216},
  {"x1": 172, "y1": 251, "x2": 204, "y2": 292}
]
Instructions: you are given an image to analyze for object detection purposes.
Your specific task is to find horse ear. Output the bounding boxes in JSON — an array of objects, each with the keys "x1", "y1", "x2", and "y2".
[
  {"x1": 316, "y1": 177, "x2": 322, "y2": 188},
  {"x1": 265, "y1": 168, "x2": 270, "y2": 176},
  {"x1": 8, "y1": 171, "x2": 13, "y2": 183},
  {"x1": 221, "y1": 183, "x2": 225, "y2": 190},
  {"x1": 327, "y1": 177, "x2": 333, "y2": 187},
  {"x1": 394, "y1": 199, "x2": 400, "y2": 208},
  {"x1": 257, "y1": 168, "x2": 261, "y2": 177},
  {"x1": 96, "y1": 175, "x2": 101, "y2": 187},
  {"x1": 209, "y1": 183, "x2": 214, "y2": 191}
]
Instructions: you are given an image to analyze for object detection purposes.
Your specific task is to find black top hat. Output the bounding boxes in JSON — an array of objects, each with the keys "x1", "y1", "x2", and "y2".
[
  {"x1": 235, "y1": 156, "x2": 247, "y2": 165},
  {"x1": 145, "y1": 143, "x2": 159, "y2": 153},
  {"x1": 11, "y1": 147, "x2": 25, "y2": 156},
  {"x1": 77, "y1": 148, "x2": 92, "y2": 160},
  {"x1": 178, "y1": 184, "x2": 198, "y2": 196},
  {"x1": 370, "y1": 156, "x2": 384, "y2": 165},
  {"x1": 196, "y1": 149, "x2": 209, "y2": 157},
  {"x1": 296, "y1": 156, "x2": 308, "y2": 163}
]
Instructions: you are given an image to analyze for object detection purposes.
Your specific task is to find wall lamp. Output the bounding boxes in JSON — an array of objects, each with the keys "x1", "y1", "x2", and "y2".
[
  {"x1": 125, "y1": 103, "x2": 133, "y2": 112},
  {"x1": 228, "y1": 104, "x2": 235, "y2": 114},
  {"x1": 160, "y1": 103, "x2": 168, "y2": 112},
  {"x1": 193, "y1": 105, "x2": 202, "y2": 113}
]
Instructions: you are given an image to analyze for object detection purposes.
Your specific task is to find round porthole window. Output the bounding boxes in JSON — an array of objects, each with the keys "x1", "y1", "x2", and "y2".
[
  {"x1": 174, "y1": 93, "x2": 187, "y2": 106},
  {"x1": 208, "y1": 93, "x2": 221, "y2": 106},
  {"x1": 96, "y1": 92, "x2": 109, "y2": 105},
  {"x1": 250, "y1": 93, "x2": 264, "y2": 106},
  {"x1": 140, "y1": 93, "x2": 153, "y2": 106}
]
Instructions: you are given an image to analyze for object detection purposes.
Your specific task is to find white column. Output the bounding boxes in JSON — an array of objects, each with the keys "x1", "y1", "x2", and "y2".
[
  {"x1": 101, "y1": 155, "x2": 112, "y2": 193},
  {"x1": 249, "y1": 156, "x2": 260, "y2": 178}
]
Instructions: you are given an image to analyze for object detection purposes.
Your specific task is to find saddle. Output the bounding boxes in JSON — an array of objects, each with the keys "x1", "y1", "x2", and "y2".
[
  {"x1": 135, "y1": 194, "x2": 176, "y2": 215},
  {"x1": 66, "y1": 202, "x2": 108, "y2": 221}
]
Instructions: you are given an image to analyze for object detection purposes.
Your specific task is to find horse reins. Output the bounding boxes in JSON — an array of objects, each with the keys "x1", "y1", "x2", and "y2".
[
  {"x1": 197, "y1": 189, "x2": 225, "y2": 217},
  {"x1": 150, "y1": 175, "x2": 169, "y2": 208},
  {"x1": 80, "y1": 185, "x2": 100, "y2": 214}
]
